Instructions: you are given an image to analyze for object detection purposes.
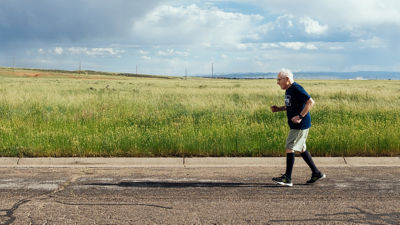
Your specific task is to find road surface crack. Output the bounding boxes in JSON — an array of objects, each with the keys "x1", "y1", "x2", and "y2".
[{"x1": 0, "y1": 199, "x2": 30, "y2": 225}]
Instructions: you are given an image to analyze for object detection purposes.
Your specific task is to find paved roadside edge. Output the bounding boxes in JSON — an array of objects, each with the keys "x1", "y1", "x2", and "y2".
[{"x1": 0, "y1": 157, "x2": 399, "y2": 168}]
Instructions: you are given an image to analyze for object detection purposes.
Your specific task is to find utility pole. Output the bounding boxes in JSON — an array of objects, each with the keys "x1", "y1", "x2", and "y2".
[
  {"x1": 136, "y1": 64, "x2": 138, "y2": 75},
  {"x1": 78, "y1": 61, "x2": 81, "y2": 74},
  {"x1": 185, "y1": 67, "x2": 187, "y2": 80},
  {"x1": 212, "y1": 63, "x2": 214, "y2": 78}
]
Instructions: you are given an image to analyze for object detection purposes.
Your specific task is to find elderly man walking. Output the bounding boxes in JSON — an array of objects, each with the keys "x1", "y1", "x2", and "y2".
[{"x1": 271, "y1": 69, "x2": 325, "y2": 187}]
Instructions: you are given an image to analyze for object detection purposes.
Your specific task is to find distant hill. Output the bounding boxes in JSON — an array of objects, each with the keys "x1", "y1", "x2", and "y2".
[{"x1": 198, "y1": 71, "x2": 400, "y2": 80}]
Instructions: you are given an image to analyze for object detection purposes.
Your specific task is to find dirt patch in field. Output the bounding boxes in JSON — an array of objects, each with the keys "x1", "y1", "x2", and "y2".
[
  {"x1": 24, "y1": 73, "x2": 40, "y2": 78},
  {"x1": 5, "y1": 70, "x2": 123, "y2": 80},
  {"x1": 11, "y1": 71, "x2": 49, "y2": 78},
  {"x1": 70, "y1": 75, "x2": 122, "y2": 80}
]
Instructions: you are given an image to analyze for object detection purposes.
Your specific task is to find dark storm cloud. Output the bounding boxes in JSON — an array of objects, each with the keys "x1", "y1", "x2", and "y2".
[{"x1": 0, "y1": 0, "x2": 162, "y2": 45}]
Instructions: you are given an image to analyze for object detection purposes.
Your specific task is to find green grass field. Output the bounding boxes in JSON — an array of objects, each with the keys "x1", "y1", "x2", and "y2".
[{"x1": 1, "y1": 68, "x2": 399, "y2": 157}]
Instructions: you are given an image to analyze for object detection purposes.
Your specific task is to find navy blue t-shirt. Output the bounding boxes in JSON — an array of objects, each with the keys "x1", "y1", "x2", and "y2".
[{"x1": 285, "y1": 82, "x2": 311, "y2": 130}]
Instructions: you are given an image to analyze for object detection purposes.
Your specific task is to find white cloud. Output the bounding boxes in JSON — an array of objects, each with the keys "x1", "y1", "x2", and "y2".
[
  {"x1": 44, "y1": 47, "x2": 125, "y2": 57},
  {"x1": 274, "y1": 14, "x2": 295, "y2": 29},
  {"x1": 299, "y1": 17, "x2": 328, "y2": 35},
  {"x1": 54, "y1": 47, "x2": 63, "y2": 55},
  {"x1": 132, "y1": 4, "x2": 263, "y2": 46},
  {"x1": 279, "y1": 42, "x2": 318, "y2": 50},
  {"x1": 157, "y1": 49, "x2": 190, "y2": 57},
  {"x1": 245, "y1": 0, "x2": 400, "y2": 25},
  {"x1": 261, "y1": 43, "x2": 279, "y2": 49},
  {"x1": 261, "y1": 42, "x2": 317, "y2": 50},
  {"x1": 260, "y1": 14, "x2": 332, "y2": 42},
  {"x1": 304, "y1": 44, "x2": 318, "y2": 50},
  {"x1": 242, "y1": 0, "x2": 400, "y2": 49},
  {"x1": 236, "y1": 43, "x2": 248, "y2": 49},
  {"x1": 328, "y1": 46, "x2": 344, "y2": 50},
  {"x1": 67, "y1": 47, "x2": 125, "y2": 56},
  {"x1": 358, "y1": 37, "x2": 387, "y2": 49},
  {"x1": 138, "y1": 50, "x2": 149, "y2": 55},
  {"x1": 141, "y1": 55, "x2": 151, "y2": 60},
  {"x1": 287, "y1": 20, "x2": 293, "y2": 27},
  {"x1": 92, "y1": 48, "x2": 124, "y2": 56}
]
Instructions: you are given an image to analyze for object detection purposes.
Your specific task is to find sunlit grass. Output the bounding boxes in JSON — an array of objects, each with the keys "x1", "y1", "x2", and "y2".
[{"x1": 0, "y1": 68, "x2": 399, "y2": 157}]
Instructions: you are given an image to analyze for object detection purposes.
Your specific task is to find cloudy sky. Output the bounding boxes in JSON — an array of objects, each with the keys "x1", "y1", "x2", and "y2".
[{"x1": 1, "y1": 0, "x2": 400, "y2": 75}]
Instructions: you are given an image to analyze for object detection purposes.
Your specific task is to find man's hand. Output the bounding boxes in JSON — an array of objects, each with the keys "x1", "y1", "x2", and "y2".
[
  {"x1": 271, "y1": 105, "x2": 286, "y2": 112},
  {"x1": 271, "y1": 105, "x2": 279, "y2": 112},
  {"x1": 291, "y1": 115, "x2": 302, "y2": 124}
]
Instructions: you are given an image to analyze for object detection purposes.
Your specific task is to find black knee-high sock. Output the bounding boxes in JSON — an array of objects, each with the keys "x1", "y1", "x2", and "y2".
[
  {"x1": 285, "y1": 153, "x2": 295, "y2": 180},
  {"x1": 301, "y1": 151, "x2": 320, "y2": 175}
]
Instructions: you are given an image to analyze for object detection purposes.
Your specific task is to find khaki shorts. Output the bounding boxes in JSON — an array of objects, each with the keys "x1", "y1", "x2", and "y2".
[{"x1": 285, "y1": 129, "x2": 309, "y2": 152}]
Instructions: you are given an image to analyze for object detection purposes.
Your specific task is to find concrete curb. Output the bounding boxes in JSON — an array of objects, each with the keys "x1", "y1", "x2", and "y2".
[
  {"x1": 0, "y1": 157, "x2": 399, "y2": 168},
  {"x1": 14, "y1": 158, "x2": 183, "y2": 168},
  {"x1": 184, "y1": 157, "x2": 351, "y2": 167}
]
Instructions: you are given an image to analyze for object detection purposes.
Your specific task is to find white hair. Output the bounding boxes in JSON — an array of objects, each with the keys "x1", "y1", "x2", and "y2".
[{"x1": 279, "y1": 68, "x2": 294, "y2": 83}]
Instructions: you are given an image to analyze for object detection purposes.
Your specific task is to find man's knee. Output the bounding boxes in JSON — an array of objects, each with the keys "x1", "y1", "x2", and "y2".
[{"x1": 286, "y1": 149, "x2": 294, "y2": 153}]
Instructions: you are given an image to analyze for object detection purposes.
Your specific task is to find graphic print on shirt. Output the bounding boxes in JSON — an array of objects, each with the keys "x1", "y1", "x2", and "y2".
[{"x1": 285, "y1": 95, "x2": 291, "y2": 107}]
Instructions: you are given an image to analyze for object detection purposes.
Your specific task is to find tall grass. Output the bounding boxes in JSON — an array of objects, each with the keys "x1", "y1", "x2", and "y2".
[{"x1": 0, "y1": 69, "x2": 399, "y2": 157}]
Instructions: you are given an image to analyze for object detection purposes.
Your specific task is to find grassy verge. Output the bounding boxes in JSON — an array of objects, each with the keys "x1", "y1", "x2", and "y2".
[{"x1": 1, "y1": 68, "x2": 399, "y2": 157}]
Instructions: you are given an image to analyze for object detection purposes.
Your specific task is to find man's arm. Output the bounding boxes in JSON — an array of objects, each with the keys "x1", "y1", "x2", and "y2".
[
  {"x1": 271, "y1": 105, "x2": 286, "y2": 112},
  {"x1": 300, "y1": 97, "x2": 314, "y2": 117},
  {"x1": 291, "y1": 98, "x2": 315, "y2": 123}
]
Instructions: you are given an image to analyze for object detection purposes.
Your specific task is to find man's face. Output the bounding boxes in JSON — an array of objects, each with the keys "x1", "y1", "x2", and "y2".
[{"x1": 277, "y1": 73, "x2": 289, "y2": 90}]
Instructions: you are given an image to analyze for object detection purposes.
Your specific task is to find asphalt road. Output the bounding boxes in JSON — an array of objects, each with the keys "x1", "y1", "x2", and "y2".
[{"x1": 0, "y1": 166, "x2": 399, "y2": 224}]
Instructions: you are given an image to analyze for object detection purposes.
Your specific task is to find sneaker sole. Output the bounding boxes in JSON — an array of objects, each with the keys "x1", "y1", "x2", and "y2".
[{"x1": 275, "y1": 181, "x2": 293, "y2": 187}]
